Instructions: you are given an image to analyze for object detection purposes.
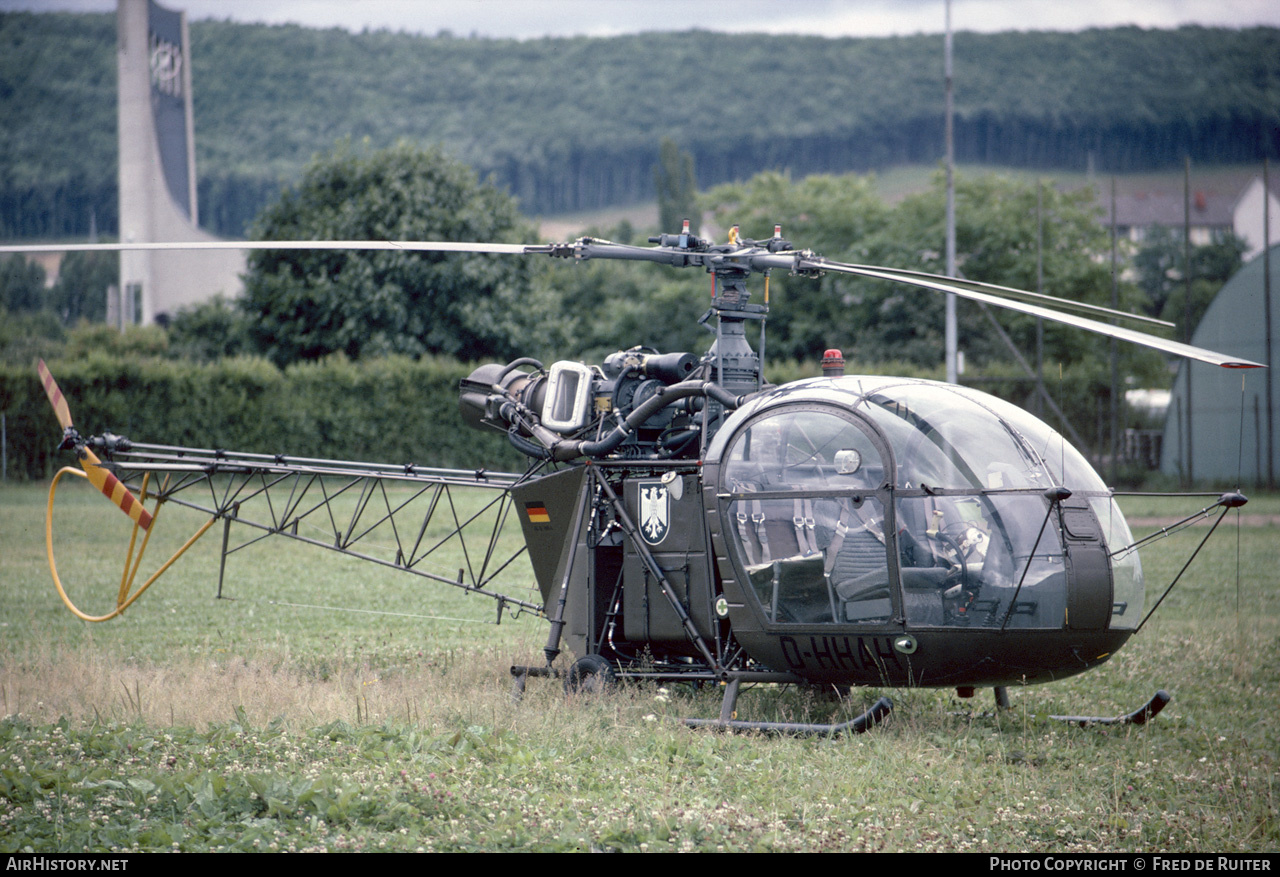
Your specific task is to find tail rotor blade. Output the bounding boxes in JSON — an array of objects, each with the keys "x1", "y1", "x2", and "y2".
[
  {"x1": 37, "y1": 360, "x2": 73, "y2": 431},
  {"x1": 79, "y1": 447, "x2": 154, "y2": 532},
  {"x1": 37, "y1": 360, "x2": 154, "y2": 531}
]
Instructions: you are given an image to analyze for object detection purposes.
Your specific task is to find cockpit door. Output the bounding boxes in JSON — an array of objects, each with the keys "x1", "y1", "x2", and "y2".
[{"x1": 718, "y1": 405, "x2": 900, "y2": 628}]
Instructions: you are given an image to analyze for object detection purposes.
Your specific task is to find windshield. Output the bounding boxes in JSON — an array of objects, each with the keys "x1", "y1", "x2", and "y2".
[{"x1": 858, "y1": 383, "x2": 1054, "y2": 490}]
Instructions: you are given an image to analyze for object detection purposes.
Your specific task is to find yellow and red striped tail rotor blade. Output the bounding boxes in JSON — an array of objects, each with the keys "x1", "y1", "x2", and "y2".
[
  {"x1": 37, "y1": 360, "x2": 153, "y2": 531},
  {"x1": 79, "y1": 447, "x2": 153, "y2": 532},
  {"x1": 37, "y1": 359, "x2": 73, "y2": 430}
]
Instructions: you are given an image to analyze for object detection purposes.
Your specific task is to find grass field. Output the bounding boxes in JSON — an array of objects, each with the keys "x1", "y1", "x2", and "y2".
[{"x1": 1, "y1": 480, "x2": 1276, "y2": 852}]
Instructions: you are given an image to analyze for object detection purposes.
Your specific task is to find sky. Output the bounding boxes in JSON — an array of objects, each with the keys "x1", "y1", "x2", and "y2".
[{"x1": 3, "y1": 0, "x2": 1279, "y2": 40}]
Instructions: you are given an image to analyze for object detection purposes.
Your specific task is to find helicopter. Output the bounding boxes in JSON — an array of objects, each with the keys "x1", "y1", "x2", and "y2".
[{"x1": 12, "y1": 222, "x2": 1264, "y2": 734}]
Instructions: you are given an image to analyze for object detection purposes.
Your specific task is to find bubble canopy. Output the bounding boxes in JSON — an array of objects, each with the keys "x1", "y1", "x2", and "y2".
[
  {"x1": 706, "y1": 377, "x2": 1142, "y2": 632},
  {"x1": 708, "y1": 376, "x2": 1108, "y2": 492}
]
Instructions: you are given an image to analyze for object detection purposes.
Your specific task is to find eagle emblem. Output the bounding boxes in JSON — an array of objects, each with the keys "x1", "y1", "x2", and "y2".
[{"x1": 638, "y1": 481, "x2": 670, "y2": 545}]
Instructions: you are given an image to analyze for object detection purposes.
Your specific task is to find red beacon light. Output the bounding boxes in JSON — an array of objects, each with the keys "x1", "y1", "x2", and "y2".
[{"x1": 821, "y1": 348, "x2": 846, "y2": 378}]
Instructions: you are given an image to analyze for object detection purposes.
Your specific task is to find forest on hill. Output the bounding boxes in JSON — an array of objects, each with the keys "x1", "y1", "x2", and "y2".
[{"x1": 1, "y1": 12, "x2": 1278, "y2": 239}]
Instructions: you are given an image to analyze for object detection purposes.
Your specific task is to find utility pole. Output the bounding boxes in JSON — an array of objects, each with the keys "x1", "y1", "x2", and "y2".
[
  {"x1": 1265, "y1": 157, "x2": 1274, "y2": 488},
  {"x1": 1035, "y1": 181, "x2": 1044, "y2": 418},
  {"x1": 944, "y1": 0, "x2": 957, "y2": 384},
  {"x1": 1110, "y1": 177, "x2": 1119, "y2": 484},
  {"x1": 1183, "y1": 156, "x2": 1194, "y2": 486}
]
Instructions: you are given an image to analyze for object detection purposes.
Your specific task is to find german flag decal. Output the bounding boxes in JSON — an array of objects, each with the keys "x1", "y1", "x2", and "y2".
[{"x1": 524, "y1": 502, "x2": 550, "y2": 524}]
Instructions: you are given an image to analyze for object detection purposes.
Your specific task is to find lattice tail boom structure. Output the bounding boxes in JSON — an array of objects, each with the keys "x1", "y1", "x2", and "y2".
[{"x1": 47, "y1": 441, "x2": 546, "y2": 622}]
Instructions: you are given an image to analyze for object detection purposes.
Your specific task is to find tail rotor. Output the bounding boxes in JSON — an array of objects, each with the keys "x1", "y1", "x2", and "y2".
[{"x1": 38, "y1": 360, "x2": 153, "y2": 531}]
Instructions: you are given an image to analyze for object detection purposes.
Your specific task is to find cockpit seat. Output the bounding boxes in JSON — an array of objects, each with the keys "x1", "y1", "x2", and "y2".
[{"x1": 828, "y1": 524, "x2": 892, "y2": 623}]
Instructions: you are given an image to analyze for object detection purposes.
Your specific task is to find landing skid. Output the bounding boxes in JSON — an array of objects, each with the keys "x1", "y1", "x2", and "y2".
[
  {"x1": 971, "y1": 687, "x2": 1172, "y2": 726},
  {"x1": 683, "y1": 697, "x2": 894, "y2": 736},
  {"x1": 683, "y1": 675, "x2": 894, "y2": 736},
  {"x1": 687, "y1": 682, "x2": 1170, "y2": 734},
  {"x1": 512, "y1": 661, "x2": 1168, "y2": 732},
  {"x1": 1048, "y1": 689, "x2": 1172, "y2": 726}
]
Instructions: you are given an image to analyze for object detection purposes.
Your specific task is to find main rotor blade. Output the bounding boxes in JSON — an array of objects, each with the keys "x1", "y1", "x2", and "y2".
[
  {"x1": 805, "y1": 258, "x2": 1265, "y2": 369},
  {"x1": 11, "y1": 238, "x2": 1259, "y2": 368},
  {"x1": 0, "y1": 240, "x2": 538, "y2": 255},
  {"x1": 836, "y1": 263, "x2": 1174, "y2": 330}
]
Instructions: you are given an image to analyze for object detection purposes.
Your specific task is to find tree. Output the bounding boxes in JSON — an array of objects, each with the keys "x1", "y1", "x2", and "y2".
[
  {"x1": 167, "y1": 296, "x2": 253, "y2": 362},
  {"x1": 654, "y1": 138, "x2": 698, "y2": 236},
  {"x1": 49, "y1": 250, "x2": 114, "y2": 325},
  {"x1": 241, "y1": 141, "x2": 539, "y2": 366},
  {"x1": 1133, "y1": 227, "x2": 1246, "y2": 332},
  {"x1": 0, "y1": 254, "x2": 46, "y2": 313},
  {"x1": 856, "y1": 172, "x2": 1160, "y2": 375},
  {"x1": 537, "y1": 257, "x2": 710, "y2": 361},
  {"x1": 702, "y1": 170, "x2": 890, "y2": 361},
  {"x1": 701, "y1": 168, "x2": 1165, "y2": 391}
]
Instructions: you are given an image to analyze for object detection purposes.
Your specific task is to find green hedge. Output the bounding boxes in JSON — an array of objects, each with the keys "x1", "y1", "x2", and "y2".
[
  {"x1": 1, "y1": 354, "x2": 1123, "y2": 481},
  {"x1": 0, "y1": 355, "x2": 522, "y2": 480}
]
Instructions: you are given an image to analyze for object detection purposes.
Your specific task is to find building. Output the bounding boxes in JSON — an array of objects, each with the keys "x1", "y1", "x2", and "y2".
[
  {"x1": 1100, "y1": 173, "x2": 1280, "y2": 257},
  {"x1": 1160, "y1": 242, "x2": 1278, "y2": 485},
  {"x1": 1232, "y1": 176, "x2": 1280, "y2": 262}
]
